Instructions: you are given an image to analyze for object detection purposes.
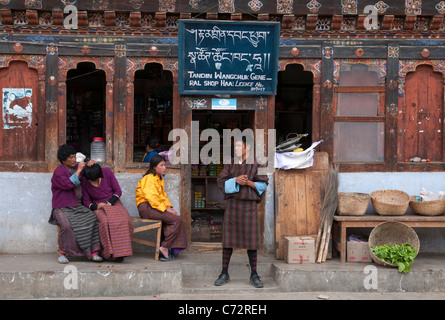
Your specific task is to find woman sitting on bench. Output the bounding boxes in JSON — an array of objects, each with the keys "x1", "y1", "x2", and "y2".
[
  {"x1": 135, "y1": 154, "x2": 188, "y2": 261},
  {"x1": 49, "y1": 144, "x2": 103, "y2": 264},
  {"x1": 82, "y1": 163, "x2": 134, "y2": 262}
]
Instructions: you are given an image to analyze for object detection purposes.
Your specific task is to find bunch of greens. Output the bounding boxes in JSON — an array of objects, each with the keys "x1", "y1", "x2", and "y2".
[{"x1": 370, "y1": 244, "x2": 418, "y2": 273}]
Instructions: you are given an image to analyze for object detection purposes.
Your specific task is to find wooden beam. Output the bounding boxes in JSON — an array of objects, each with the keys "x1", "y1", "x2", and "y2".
[
  {"x1": 130, "y1": 11, "x2": 141, "y2": 27},
  {"x1": 155, "y1": 12, "x2": 166, "y2": 27},
  {"x1": 282, "y1": 15, "x2": 295, "y2": 29},
  {"x1": 52, "y1": 10, "x2": 63, "y2": 26},
  {"x1": 258, "y1": 13, "x2": 269, "y2": 21},
  {"x1": 26, "y1": 10, "x2": 38, "y2": 25},
  {"x1": 331, "y1": 15, "x2": 343, "y2": 31},
  {"x1": 206, "y1": 13, "x2": 218, "y2": 20},
  {"x1": 356, "y1": 14, "x2": 367, "y2": 31},
  {"x1": 0, "y1": 9, "x2": 12, "y2": 25},
  {"x1": 231, "y1": 13, "x2": 242, "y2": 20},
  {"x1": 77, "y1": 11, "x2": 88, "y2": 27},
  {"x1": 104, "y1": 11, "x2": 116, "y2": 26},
  {"x1": 180, "y1": 13, "x2": 191, "y2": 19},
  {"x1": 306, "y1": 14, "x2": 318, "y2": 30},
  {"x1": 430, "y1": 16, "x2": 443, "y2": 31},
  {"x1": 404, "y1": 15, "x2": 416, "y2": 30},
  {"x1": 381, "y1": 15, "x2": 394, "y2": 30}
]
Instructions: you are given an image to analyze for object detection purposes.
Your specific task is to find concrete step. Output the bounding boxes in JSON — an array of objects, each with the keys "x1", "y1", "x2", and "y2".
[
  {"x1": 1, "y1": 253, "x2": 445, "y2": 299},
  {"x1": 272, "y1": 255, "x2": 445, "y2": 293},
  {"x1": 183, "y1": 276, "x2": 279, "y2": 294},
  {"x1": 180, "y1": 252, "x2": 279, "y2": 293}
]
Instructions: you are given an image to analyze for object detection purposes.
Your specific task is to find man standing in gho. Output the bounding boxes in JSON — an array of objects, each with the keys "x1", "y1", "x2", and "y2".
[{"x1": 215, "y1": 136, "x2": 268, "y2": 288}]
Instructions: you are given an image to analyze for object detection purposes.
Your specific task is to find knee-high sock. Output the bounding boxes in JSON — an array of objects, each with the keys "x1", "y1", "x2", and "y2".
[
  {"x1": 247, "y1": 249, "x2": 258, "y2": 276},
  {"x1": 222, "y1": 248, "x2": 233, "y2": 274}
]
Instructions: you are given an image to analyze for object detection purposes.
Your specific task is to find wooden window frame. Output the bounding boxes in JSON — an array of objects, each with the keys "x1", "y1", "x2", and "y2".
[{"x1": 333, "y1": 85, "x2": 387, "y2": 172}]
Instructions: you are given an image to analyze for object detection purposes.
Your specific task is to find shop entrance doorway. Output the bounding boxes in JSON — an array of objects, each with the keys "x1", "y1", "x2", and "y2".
[
  {"x1": 190, "y1": 109, "x2": 255, "y2": 245},
  {"x1": 65, "y1": 62, "x2": 106, "y2": 157},
  {"x1": 275, "y1": 64, "x2": 313, "y2": 149},
  {"x1": 133, "y1": 63, "x2": 173, "y2": 163}
]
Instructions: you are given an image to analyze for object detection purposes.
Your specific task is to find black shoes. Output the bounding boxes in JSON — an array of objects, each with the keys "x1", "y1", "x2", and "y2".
[
  {"x1": 214, "y1": 273, "x2": 264, "y2": 288},
  {"x1": 250, "y1": 274, "x2": 264, "y2": 288},
  {"x1": 214, "y1": 273, "x2": 230, "y2": 286}
]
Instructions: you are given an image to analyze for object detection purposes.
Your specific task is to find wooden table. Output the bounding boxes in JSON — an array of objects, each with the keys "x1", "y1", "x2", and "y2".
[{"x1": 333, "y1": 214, "x2": 445, "y2": 263}]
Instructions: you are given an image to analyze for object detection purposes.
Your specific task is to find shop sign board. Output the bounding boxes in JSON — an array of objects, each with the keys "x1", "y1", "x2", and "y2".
[{"x1": 178, "y1": 20, "x2": 280, "y2": 95}]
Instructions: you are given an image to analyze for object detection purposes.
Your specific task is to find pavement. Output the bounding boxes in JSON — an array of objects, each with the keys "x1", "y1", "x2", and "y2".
[{"x1": 1, "y1": 251, "x2": 445, "y2": 300}]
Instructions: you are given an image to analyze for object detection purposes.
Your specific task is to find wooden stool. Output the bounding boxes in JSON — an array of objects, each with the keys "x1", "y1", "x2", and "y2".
[{"x1": 131, "y1": 218, "x2": 162, "y2": 261}]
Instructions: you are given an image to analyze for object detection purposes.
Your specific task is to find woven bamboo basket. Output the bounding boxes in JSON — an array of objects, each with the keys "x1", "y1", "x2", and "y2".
[
  {"x1": 368, "y1": 221, "x2": 420, "y2": 268},
  {"x1": 370, "y1": 190, "x2": 409, "y2": 216},
  {"x1": 409, "y1": 196, "x2": 445, "y2": 216},
  {"x1": 337, "y1": 192, "x2": 370, "y2": 216}
]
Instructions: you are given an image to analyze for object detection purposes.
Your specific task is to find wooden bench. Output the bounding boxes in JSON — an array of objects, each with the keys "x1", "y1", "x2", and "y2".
[
  {"x1": 333, "y1": 214, "x2": 445, "y2": 263},
  {"x1": 131, "y1": 218, "x2": 162, "y2": 261},
  {"x1": 57, "y1": 218, "x2": 163, "y2": 261}
]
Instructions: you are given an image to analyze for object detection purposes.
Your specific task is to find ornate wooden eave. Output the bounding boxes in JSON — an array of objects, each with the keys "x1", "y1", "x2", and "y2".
[
  {"x1": 0, "y1": 10, "x2": 444, "y2": 39},
  {"x1": 0, "y1": 0, "x2": 445, "y2": 37},
  {"x1": 0, "y1": 0, "x2": 443, "y2": 16}
]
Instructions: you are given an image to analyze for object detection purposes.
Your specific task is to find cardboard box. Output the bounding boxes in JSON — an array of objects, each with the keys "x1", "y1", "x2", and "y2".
[
  {"x1": 284, "y1": 236, "x2": 315, "y2": 264},
  {"x1": 191, "y1": 225, "x2": 210, "y2": 241},
  {"x1": 347, "y1": 241, "x2": 372, "y2": 263}
]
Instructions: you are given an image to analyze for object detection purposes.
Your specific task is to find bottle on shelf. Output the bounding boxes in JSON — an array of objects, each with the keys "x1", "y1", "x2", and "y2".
[{"x1": 90, "y1": 137, "x2": 105, "y2": 163}]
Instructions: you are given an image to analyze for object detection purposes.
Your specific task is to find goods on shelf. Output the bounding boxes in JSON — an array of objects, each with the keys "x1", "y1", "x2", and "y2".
[{"x1": 193, "y1": 191, "x2": 206, "y2": 208}]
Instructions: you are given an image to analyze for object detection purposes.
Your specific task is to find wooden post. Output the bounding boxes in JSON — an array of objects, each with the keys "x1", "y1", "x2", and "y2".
[
  {"x1": 386, "y1": 43, "x2": 399, "y2": 169},
  {"x1": 113, "y1": 41, "x2": 127, "y2": 172},
  {"x1": 57, "y1": 81, "x2": 66, "y2": 148},
  {"x1": 256, "y1": 97, "x2": 269, "y2": 249},
  {"x1": 125, "y1": 81, "x2": 134, "y2": 164},
  {"x1": 45, "y1": 43, "x2": 59, "y2": 172},
  {"x1": 320, "y1": 44, "x2": 334, "y2": 163},
  {"x1": 106, "y1": 81, "x2": 114, "y2": 165},
  {"x1": 179, "y1": 96, "x2": 192, "y2": 248}
]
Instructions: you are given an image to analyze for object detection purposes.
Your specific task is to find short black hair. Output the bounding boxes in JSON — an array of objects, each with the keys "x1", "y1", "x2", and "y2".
[
  {"x1": 57, "y1": 144, "x2": 77, "y2": 163},
  {"x1": 236, "y1": 135, "x2": 252, "y2": 148},
  {"x1": 83, "y1": 163, "x2": 103, "y2": 181}
]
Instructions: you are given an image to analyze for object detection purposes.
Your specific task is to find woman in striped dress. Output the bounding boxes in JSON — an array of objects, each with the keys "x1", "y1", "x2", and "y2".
[
  {"x1": 49, "y1": 144, "x2": 103, "y2": 264},
  {"x1": 82, "y1": 164, "x2": 134, "y2": 262},
  {"x1": 215, "y1": 137, "x2": 268, "y2": 288},
  {"x1": 136, "y1": 154, "x2": 188, "y2": 261}
]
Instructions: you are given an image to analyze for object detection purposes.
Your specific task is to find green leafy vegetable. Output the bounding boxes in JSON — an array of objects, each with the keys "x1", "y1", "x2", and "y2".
[{"x1": 370, "y1": 244, "x2": 417, "y2": 273}]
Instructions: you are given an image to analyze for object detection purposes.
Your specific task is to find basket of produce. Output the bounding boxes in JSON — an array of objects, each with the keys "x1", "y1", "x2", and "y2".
[
  {"x1": 409, "y1": 196, "x2": 445, "y2": 216},
  {"x1": 370, "y1": 190, "x2": 409, "y2": 216},
  {"x1": 337, "y1": 192, "x2": 370, "y2": 216},
  {"x1": 368, "y1": 221, "x2": 420, "y2": 273}
]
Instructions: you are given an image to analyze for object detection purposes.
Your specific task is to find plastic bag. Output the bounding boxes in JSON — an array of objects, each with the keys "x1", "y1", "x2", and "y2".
[
  {"x1": 274, "y1": 140, "x2": 322, "y2": 170},
  {"x1": 419, "y1": 188, "x2": 445, "y2": 201}
]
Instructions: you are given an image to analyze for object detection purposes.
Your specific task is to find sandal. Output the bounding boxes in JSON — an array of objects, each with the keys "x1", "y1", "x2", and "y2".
[
  {"x1": 58, "y1": 255, "x2": 69, "y2": 264},
  {"x1": 160, "y1": 254, "x2": 174, "y2": 262},
  {"x1": 159, "y1": 249, "x2": 174, "y2": 262},
  {"x1": 92, "y1": 254, "x2": 103, "y2": 262}
]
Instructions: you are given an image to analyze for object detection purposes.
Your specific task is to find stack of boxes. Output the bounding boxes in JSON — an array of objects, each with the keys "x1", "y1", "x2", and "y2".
[{"x1": 194, "y1": 191, "x2": 206, "y2": 208}]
